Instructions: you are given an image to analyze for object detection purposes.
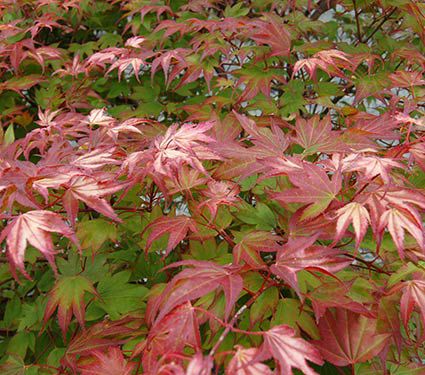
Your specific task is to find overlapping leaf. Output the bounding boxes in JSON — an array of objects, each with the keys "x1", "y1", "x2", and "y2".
[
  {"x1": 147, "y1": 260, "x2": 243, "y2": 324},
  {"x1": 141, "y1": 302, "x2": 201, "y2": 373},
  {"x1": 270, "y1": 235, "x2": 351, "y2": 299}
]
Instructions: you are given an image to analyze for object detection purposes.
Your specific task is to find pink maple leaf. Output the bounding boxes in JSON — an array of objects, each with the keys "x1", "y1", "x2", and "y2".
[
  {"x1": 0, "y1": 210, "x2": 77, "y2": 279},
  {"x1": 270, "y1": 235, "x2": 351, "y2": 299},
  {"x1": 256, "y1": 325, "x2": 324, "y2": 375}
]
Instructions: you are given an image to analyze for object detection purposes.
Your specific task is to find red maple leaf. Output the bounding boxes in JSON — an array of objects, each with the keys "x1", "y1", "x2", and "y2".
[
  {"x1": 148, "y1": 121, "x2": 219, "y2": 176},
  {"x1": 333, "y1": 202, "x2": 371, "y2": 249},
  {"x1": 139, "y1": 5, "x2": 173, "y2": 22},
  {"x1": 293, "y1": 49, "x2": 352, "y2": 80},
  {"x1": 360, "y1": 186, "x2": 425, "y2": 253},
  {"x1": 270, "y1": 163, "x2": 341, "y2": 220},
  {"x1": 83, "y1": 108, "x2": 115, "y2": 127},
  {"x1": 141, "y1": 302, "x2": 201, "y2": 373},
  {"x1": 343, "y1": 154, "x2": 403, "y2": 184},
  {"x1": 378, "y1": 207, "x2": 425, "y2": 258},
  {"x1": 79, "y1": 347, "x2": 134, "y2": 375},
  {"x1": 144, "y1": 215, "x2": 198, "y2": 257},
  {"x1": 270, "y1": 235, "x2": 351, "y2": 299},
  {"x1": 0, "y1": 210, "x2": 77, "y2": 279},
  {"x1": 71, "y1": 148, "x2": 120, "y2": 170},
  {"x1": 410, "y1": 142, "x2": 425, "y2": 171},
  {"x1": 400, "y1": 280, "x2": 425, "y2": 329},
  {"x1": 293, "y1": 115, "x2": 346, "y2": 155},
  {"x1": 377, "y1": 296, "x2": 403, "y2": 354},
  {"x1": 389, "y1": 70, "x2": 425, "y2": 88},
  {"x1": 186, "y1": 353, "x2": 213, "y2": 375},
  {"x1": 306, "y1": 281, "x2": 375, "y2": 321},
  {"x1": 346, "y1": 112, "x2": 400, "y2": 141},
  {"x1": 0, "y1": 162, "x2": 44, "y2": 210},
  {"x1": 233, "y1": 231, "x2": 281, "y2": 269},
  {"x1": 234, "y1": 112, "x2": 290, "y2": 158},
  {"x1": 314, "y1": 309, "x2": 390, "y2": 366},
  {"x1": 151, "y1": 49, "x2": 190, "y2": 85},
  {"x1": 250, "y1": 14, "x2": 291, "y2": 57},
  {"x1": 147, "y1": 260, "x2": 243, "y2": 324},
  {"x1": 107, "y1": 56, "x2": 144, "y2": 82},
  {"x1": 199, "y1": 180, "x2": 240, "y2": 219},
  {"x1": 227, "y1": 346, "x2": 273, "y2": 375},
  {"x1": 256, "y1": 325, "x2": 324, "y2": 375},
  {"x1": 62, "y1": 175, "x2": 125, "y2": 224},
  {"x1": 62, "y1": 317, "x2": 141, "y2": 372}
]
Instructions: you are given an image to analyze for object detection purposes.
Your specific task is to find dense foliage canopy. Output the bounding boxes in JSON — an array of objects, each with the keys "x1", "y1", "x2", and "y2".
[{"x1": 0, "y1": 0, "x2": 424, "y2": 374}]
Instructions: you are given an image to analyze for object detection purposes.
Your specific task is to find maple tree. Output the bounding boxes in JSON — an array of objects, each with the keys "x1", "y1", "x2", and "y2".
[{"x1": 0, "y1": 0, "x2": 424, "y2": 374}]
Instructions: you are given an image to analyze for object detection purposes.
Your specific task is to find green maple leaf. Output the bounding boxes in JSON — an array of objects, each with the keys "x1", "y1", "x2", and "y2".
[
  {"x1": 93, "y1": 271, "x2": 148, "y2": 319},
  {"x1": 77, "y1": 218, "x2": 118, "y2": 252},
  {"x1": 44, "y1": 275, "x2": 97, "y2": 338}
]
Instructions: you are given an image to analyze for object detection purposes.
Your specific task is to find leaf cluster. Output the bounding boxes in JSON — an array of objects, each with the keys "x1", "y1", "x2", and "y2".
[{"x1": 0, "y1": 0, "x2": 424, "y2": 374}]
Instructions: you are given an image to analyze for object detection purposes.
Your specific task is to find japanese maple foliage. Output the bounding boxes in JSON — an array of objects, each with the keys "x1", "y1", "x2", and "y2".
[{"x1": 0, "y1": 0, "x2": 424, "y2": 374}]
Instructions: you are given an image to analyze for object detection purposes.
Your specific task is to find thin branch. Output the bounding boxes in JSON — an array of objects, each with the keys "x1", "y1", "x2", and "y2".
[
  {"x1": 344, "y1": 253, "x2": 391, "y2": 275},
  {"x1": 208, "y1": 273, "x2": 271, "y2": 356},
  {"x1": 353, "y1": 0, "x2": 362, "y2": 43},
  {"x1": 209, "y1": 304, "x2": 248, "y2": 356},
  {"x1": 362, "y1": 7, "x2": 397, "y2": 45}
]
